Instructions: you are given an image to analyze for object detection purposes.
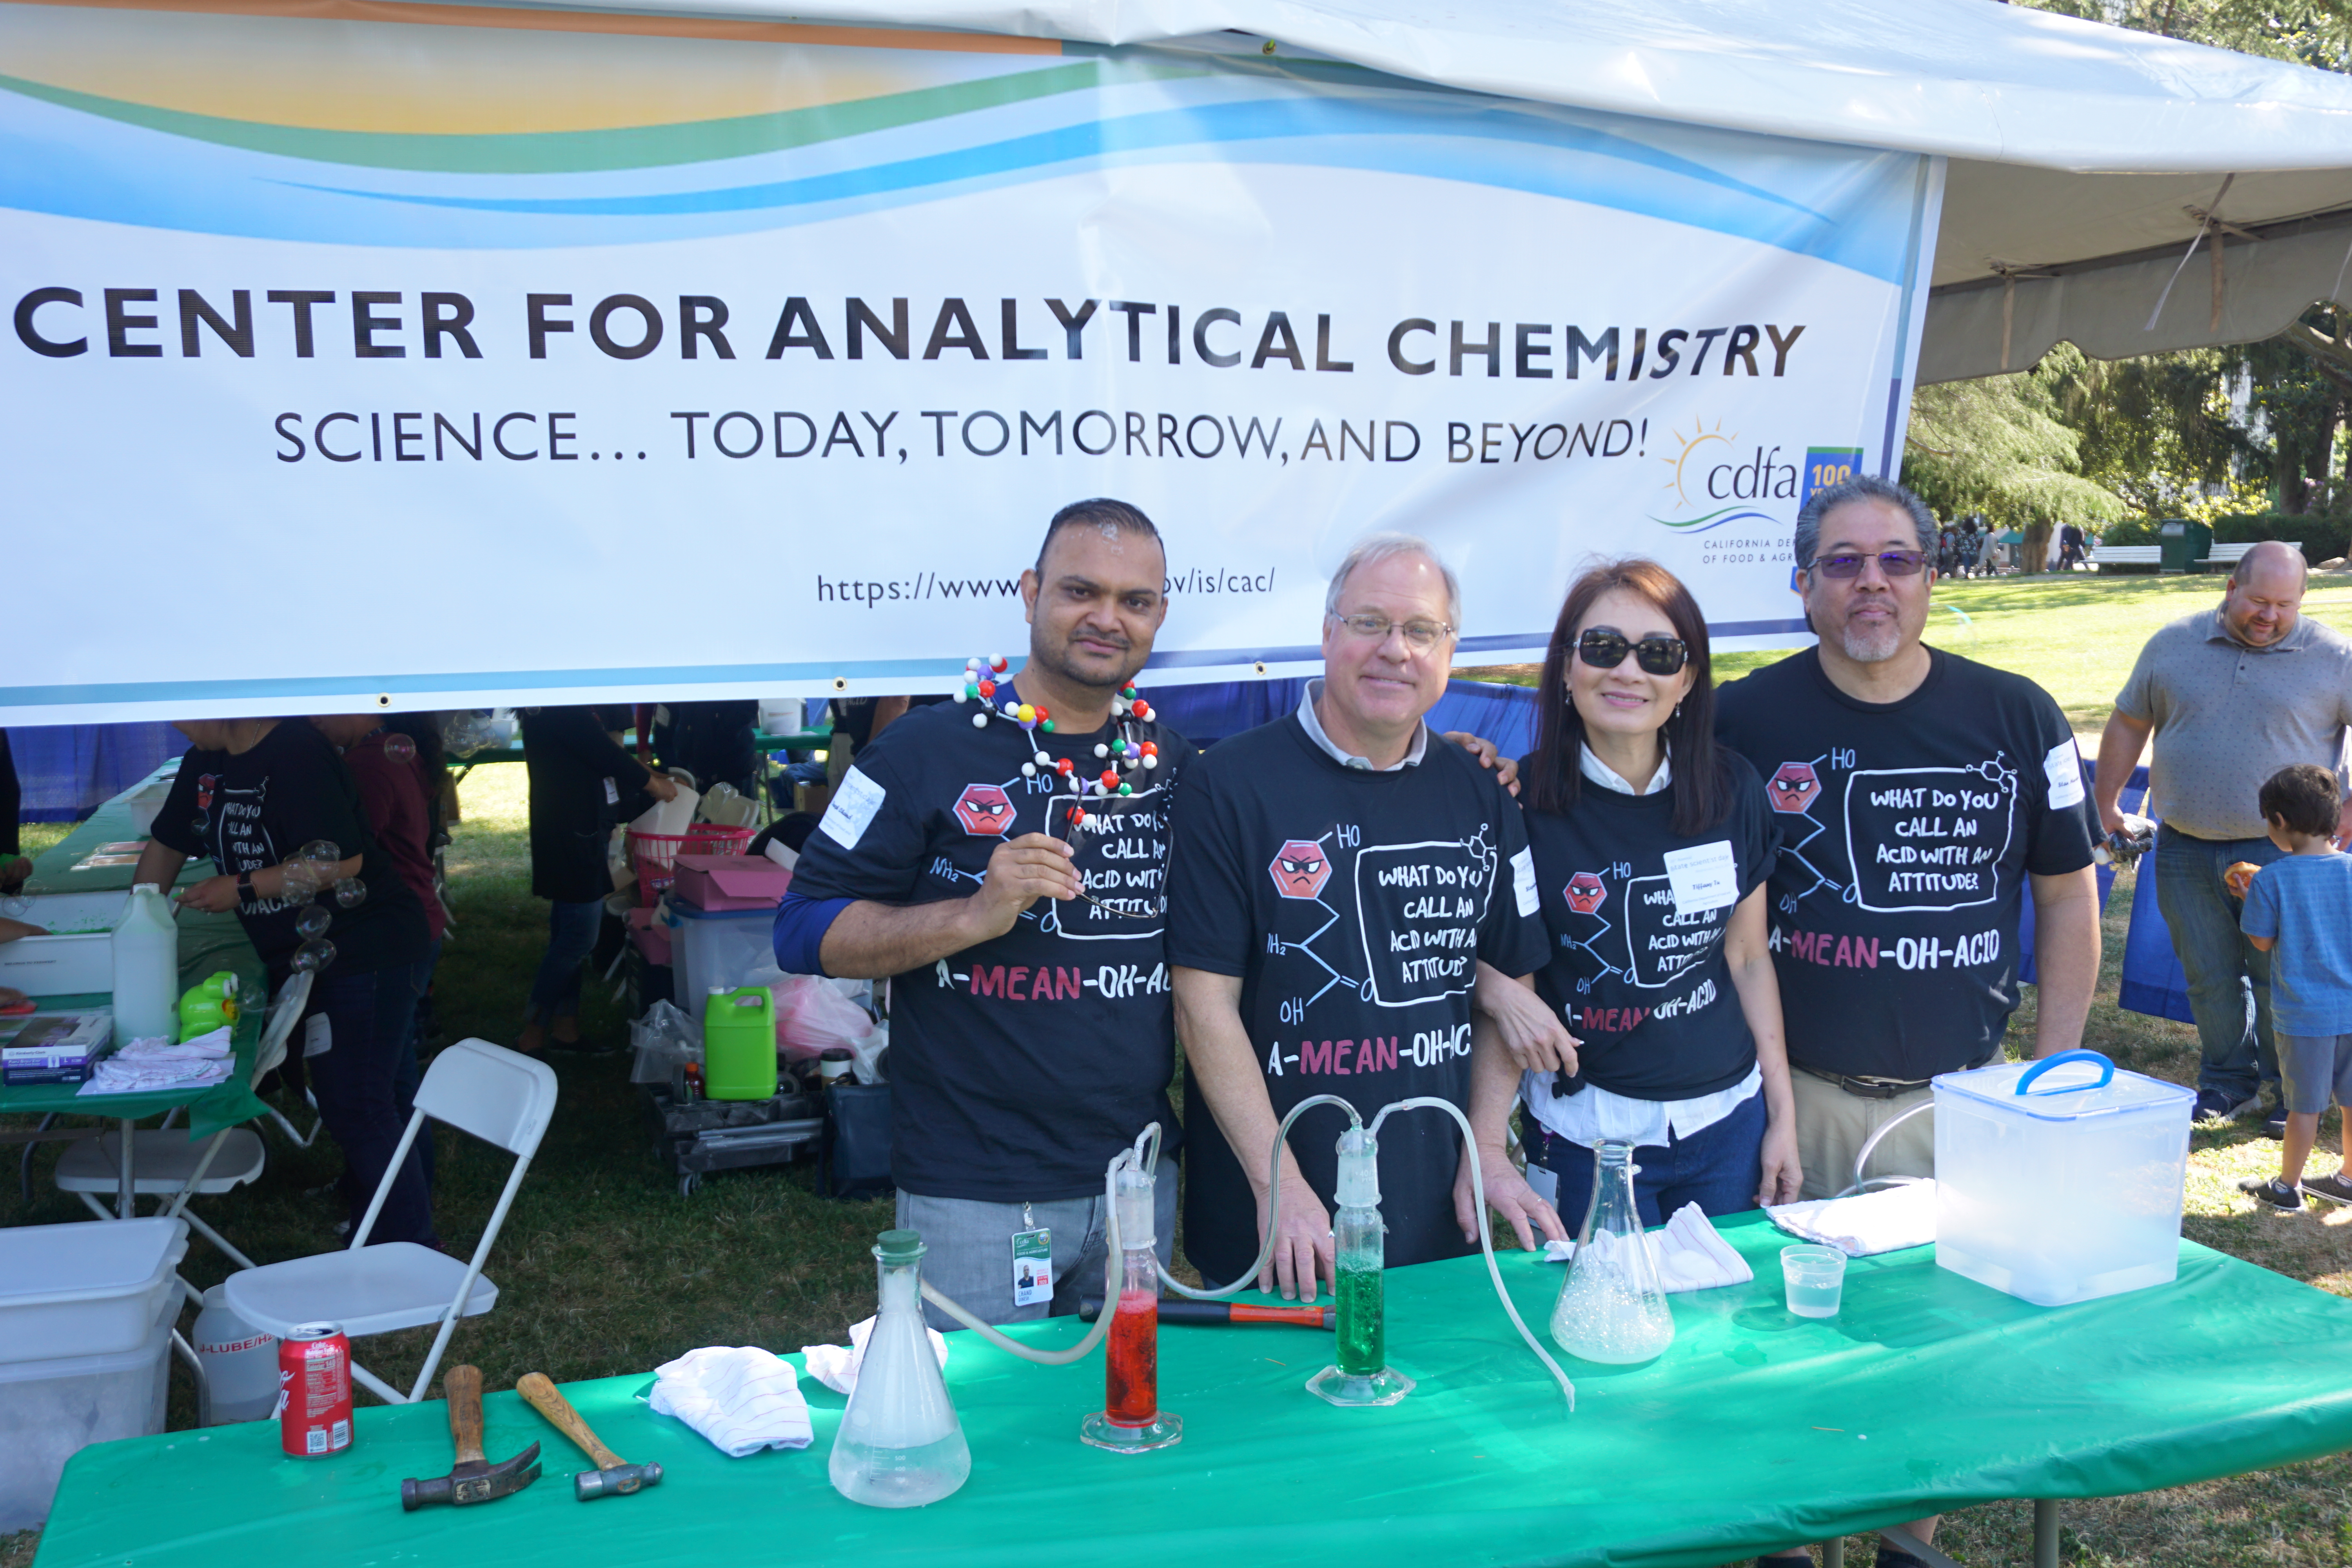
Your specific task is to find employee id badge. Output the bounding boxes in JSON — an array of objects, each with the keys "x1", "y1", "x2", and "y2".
[{"x1": 1012, "y1": 1228, "x2": 1053, "y2": 1307}]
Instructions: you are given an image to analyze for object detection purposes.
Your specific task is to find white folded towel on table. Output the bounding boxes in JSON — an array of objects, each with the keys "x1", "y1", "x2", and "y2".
[
  {"x1": 1541, "y1": 1202, "x2": 1755, "y2": 1292},
  {"x1": 1766, "y1": 1178, "x2": 1938, "y2": 1256},
  {"x1": 76, "y1": 1027, "x2": 235, "y2": 1096},
  {"x1": 801, "y1": 1314, "x2": 950, "y2": 1396},
  {"x1": 647, "y1": 1346, "x2": 813, "y2": 1456}
]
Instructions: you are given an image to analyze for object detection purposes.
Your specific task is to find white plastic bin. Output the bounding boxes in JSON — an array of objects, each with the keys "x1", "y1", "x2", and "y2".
[
  {"x1": 1934, "y1": 1050, "x2": 2192, "y2": 1306},
  {"x1": 670, "y1": 905, "x2": 780, "y2": 1021},
  {"x1": 0, "y1": 1219, "x2": 187, "y2": 1532},
  {"x1": 0, "y1": 931, "x2": 114, "y2": 996},
  {"x1": 17, "y1": 888, "x2": 131, "y2": 936},
  {"x1": 0, "y1": 1217, "x2": 190, "y2": 1362}
]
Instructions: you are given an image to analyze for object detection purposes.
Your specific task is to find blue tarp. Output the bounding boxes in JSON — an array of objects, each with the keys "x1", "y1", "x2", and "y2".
[{"x1": 7, "y1": 723, "x2": 188, "y2": 822}]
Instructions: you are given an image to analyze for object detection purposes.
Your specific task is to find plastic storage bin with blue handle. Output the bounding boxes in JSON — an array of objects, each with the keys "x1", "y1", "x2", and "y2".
[{"x1": 1933, "y1": 1049, "x2": 2194, "y2": 1307}]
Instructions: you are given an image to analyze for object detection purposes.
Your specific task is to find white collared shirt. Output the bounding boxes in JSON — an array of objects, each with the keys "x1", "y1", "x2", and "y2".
[
  {"x1": 1526, "y1": 737, "x2": 1760, "y2": 1151},
  {"x1": 1298, "y1": 679, "x2": 1428, "y2": 771}
]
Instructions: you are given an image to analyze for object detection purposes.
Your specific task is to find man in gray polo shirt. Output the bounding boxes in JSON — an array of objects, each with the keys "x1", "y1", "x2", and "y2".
[{"x1": 2094, "y1": 541, "x2": 2352, "y2": 1128}]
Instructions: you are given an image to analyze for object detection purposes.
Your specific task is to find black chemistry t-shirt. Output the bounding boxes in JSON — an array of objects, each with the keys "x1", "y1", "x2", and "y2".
[
  {"x1": 1165, "y1": 715, "x2": 1547, "y2": 1286},
  {"x1": 1522, "y1": 752, "x2": 1775, "y2": 1103},
  {"x1": 1714, "y1": 647, "x2": 2094, "y2": 1081},
  {"x1": 786, "y1": 692, "x2": 1197, "y2": 1203},
  {"x1": 151, "y1": 721, "x2": 430, "y2": 979}
]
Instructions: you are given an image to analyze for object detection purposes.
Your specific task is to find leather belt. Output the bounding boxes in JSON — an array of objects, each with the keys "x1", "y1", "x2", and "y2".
[{"x1": 1799, "y1": 1065, "x2": 1932, "y2": 1100}]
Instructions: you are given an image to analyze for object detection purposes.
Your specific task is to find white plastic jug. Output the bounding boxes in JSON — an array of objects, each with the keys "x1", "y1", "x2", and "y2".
[
  {"x1": 109, "y1": 884, "x2": 178, "y2": 1043},
  {"x1": 191, "y1": 1283, "x2": 278, "y2": 1424}
]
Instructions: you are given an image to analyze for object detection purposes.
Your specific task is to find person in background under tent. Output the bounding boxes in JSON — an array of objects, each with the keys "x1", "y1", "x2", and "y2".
[
  {"x1": 517, "y1": 704, "x2": 676, "y2": 1056},
  {"x1": 311, "y1": 713, "x2": 445, "y2": 1191},
  {"x1": 133, "y1": 717, "x2": 436, "y2": 1246}
]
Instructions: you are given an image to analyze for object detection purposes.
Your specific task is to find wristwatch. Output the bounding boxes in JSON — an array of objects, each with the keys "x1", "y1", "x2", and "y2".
[{"x1": 235, "y1": 871, "x2": 254, "y2": 903}]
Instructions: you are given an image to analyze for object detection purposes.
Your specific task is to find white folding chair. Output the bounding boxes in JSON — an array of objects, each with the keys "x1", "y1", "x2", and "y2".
[
  {"x1": 54, "y1": 969, "x2": 316, "y2": 1269},
  {"x1": 222, "y1": 1038, "x2": 557, "y2": 1405}
]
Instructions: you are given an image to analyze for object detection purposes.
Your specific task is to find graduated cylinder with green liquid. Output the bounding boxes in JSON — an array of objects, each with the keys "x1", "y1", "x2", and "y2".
[{"x1": 1307, "y1": 1124, "x2": 1415, "y2": 1406}]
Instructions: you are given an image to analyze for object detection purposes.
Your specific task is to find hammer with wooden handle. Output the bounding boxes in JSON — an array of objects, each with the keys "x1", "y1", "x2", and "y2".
[{"x1": 516, "y1": 1373, "x2": 664, "y2": 1501}]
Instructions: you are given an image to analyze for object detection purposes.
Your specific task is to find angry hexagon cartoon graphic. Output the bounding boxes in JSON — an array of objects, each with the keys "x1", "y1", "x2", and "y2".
[
  {"x1": 1269, "y1": 840, "x2": 1332, "y2": 900},
  {"x1": 1563, "y1": 872, "x2": 1608, "y2": 915},
  {"x1": 952, "y1": 783, "x2": 1016, "y2": 837},
  {"x1": 1767, "y1": 762, "x2": 1822, "y2": 815}
]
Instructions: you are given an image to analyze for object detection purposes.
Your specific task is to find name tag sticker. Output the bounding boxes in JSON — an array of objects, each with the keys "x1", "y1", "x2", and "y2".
[
  {"x1": 1511, "y1": 847, "x2": 1540, "y2": 916},
  {"x1": 820, "y1": 767, "x2": 887, "y2": 851},
  {"x1": 1662, "y1": 840, "x2": 1739, "y2": 914},
  {"x1": 2043, "y1": 740, "x2": 2087, "y2": 809},
  {"x1": 602, "y1": 776, "x2": 620, "y2": 805},
  {"x1": 303, "y1": 1013, "x2": 331, "y2": 1059}
]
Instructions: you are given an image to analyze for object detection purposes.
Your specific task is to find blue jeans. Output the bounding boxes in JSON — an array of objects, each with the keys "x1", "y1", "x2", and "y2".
[
  {"x1": 1533, "y1": 1088, "x2": 1767, "y2": 1229},
  {"x1": 394, "y1": 940, "x2": 440, "y2": 1191},
  {"x1": 304, "y1": 964, "x2": 434, "y2": 1247},
  {"x1": 2154, "y1": 825, "x2": 2281, "y2": 1101},
  {"x1": 525, "y1": 899, "x2": 603, "y2": 1025}
]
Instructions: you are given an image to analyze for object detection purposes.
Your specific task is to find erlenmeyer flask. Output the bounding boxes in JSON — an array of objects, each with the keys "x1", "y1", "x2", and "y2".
[
  {"x1": 828, "y1": 1230, "x2": 971, "y2": 1507},
  {"x1": 1549, "y1": 1142, "x2": 1675, "y2": 1364}
]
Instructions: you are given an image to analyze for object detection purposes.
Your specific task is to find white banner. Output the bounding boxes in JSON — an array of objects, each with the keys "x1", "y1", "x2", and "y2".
[{"x1": 0, "y1": 5, "x2": 1942, "y2": 723}]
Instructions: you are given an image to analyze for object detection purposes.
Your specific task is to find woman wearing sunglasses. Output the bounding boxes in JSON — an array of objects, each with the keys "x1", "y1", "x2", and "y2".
[{"x1": 1497, "y1": 558, "x2": 1800, "y2": 1224}]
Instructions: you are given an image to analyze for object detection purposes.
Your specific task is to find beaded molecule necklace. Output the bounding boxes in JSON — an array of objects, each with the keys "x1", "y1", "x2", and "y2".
[{"x1": 953, "y1": 654, "x2": 1164, "y2": 920}]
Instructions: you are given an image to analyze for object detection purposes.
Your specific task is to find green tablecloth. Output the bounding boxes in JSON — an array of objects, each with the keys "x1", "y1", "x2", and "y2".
[
  {"x1": 0, "y1": 998, "x2": 266, "y2": 1138},
  {"x1": 36, "y1": 1214, "x2": 2352, "y2": 1568},
  {"x1": 8, "y1": 762, "x2": 272, "y2": 1138}
]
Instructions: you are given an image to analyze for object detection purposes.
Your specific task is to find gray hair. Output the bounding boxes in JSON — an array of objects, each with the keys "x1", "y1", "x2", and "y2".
[
  {"x1": 1325, "y1": 532, "x2": 1463, "y2": 630},
  {"x1": 1792, "y1": 474, "x2": 1936, "y2": 571}
]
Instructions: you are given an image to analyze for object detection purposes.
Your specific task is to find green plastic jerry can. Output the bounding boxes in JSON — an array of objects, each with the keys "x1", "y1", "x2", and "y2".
[{"x1": 702, "y1": 985, "x2": 778, "y2": 1101}]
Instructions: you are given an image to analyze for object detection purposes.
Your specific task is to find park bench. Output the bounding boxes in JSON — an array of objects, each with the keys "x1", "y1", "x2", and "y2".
[{"x1": 2087, "y1": 541, "x2": 2301, "y2": 573}]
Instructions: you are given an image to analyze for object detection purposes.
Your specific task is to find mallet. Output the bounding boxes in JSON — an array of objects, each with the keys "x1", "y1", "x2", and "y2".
[{"x1": 516, "y1": 1372, "x2": 664, "y2": 1500}]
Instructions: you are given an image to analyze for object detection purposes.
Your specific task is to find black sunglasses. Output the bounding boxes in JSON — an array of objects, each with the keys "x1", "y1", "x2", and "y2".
[
  {"x1": 1577, "y1": 629, "x2": 1688, "y2": 676},
  {"x1": 1811, "y1": 550, "x2": 1927, "y2": 579}
]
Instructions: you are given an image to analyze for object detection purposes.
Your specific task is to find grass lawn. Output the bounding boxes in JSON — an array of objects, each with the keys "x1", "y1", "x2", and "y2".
[{"x1": 11, "y1": 574, "x2": 2352, "y2": 1566}]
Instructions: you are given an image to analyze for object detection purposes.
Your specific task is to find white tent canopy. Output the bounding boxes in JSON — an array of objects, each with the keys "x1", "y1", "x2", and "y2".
[{"x1": 478, "y1": 0, "x2": 2352, "y2": 382}]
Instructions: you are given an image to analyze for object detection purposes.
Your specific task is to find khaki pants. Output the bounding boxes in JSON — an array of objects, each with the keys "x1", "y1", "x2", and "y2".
[{"x1": 1790, "y1": 1071, "x2": 1935, "y2": 1200}]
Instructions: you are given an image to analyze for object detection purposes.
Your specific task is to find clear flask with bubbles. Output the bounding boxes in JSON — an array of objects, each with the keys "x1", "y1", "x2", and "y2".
[{"x1": 1549, "y1": 1141, "x2": 1676, "y2": 1365}]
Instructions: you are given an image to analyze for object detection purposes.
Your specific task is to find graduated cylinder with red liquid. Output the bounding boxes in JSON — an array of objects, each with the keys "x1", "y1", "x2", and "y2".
[{"x1": 1079, "y1": 1162, "x2": 1181, "y2": 1452}]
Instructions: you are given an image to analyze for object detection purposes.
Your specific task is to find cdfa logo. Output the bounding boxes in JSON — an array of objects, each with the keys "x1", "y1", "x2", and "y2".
[{"x1": 1648, "y1": 420, "x2": 1798, "y2": 533}]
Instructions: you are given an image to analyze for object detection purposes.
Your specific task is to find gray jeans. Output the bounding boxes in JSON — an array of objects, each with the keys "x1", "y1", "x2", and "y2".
[{"x1": 896, "y1": 1160, "x2": 1178, "y2": 1333}]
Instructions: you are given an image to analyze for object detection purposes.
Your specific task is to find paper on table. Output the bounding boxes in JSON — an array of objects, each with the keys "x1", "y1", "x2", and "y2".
[
  {"x1": 1766, "y1": 1180, "x2": 1938, "y2": 1257},
  {"x1": 802, "y1": 1314, "x2": 949, "y2": 1395},
  {"x1": 1543, "y1": 1203, "x2": 1754, "y2": 1292},
  {"x1": 646, "y1": 1347, "x2": 813, "y2": 1457}
]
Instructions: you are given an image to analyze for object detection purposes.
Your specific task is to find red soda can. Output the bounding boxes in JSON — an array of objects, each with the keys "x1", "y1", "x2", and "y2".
[{"x1": 278, "y1": 1322, "x2": 353, "y2": 1458}]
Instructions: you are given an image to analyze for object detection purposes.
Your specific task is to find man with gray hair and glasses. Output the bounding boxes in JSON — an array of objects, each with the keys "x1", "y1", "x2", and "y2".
[
  {"x1": 1717, "y1": 474, "x2": 2099, "y2": 1567},
  {"x1": 1166, "y1": 533, "x2": 1565, "y2": 1301}
]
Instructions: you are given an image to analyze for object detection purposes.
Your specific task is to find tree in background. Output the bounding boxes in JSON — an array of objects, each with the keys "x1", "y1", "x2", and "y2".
[{"x1": 1902, "y1": 345, "x2": 2124, "y2": 569}]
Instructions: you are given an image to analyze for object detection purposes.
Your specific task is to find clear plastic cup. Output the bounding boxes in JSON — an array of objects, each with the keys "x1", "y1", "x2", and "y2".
[{"x1": 1780, "y1": 1245, "x2": 1848, "y2": 1318}]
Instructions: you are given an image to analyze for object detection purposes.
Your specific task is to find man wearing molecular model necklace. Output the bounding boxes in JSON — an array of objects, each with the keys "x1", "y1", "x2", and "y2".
[{"x1": 775, "y1": 499, "x2": 1196, "y2": 1328}]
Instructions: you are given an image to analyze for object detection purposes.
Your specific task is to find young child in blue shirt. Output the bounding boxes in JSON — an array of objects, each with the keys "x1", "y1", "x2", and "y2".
[{"x1": 2235, "y1": 763, "x2": 2352, "y2": 1211}]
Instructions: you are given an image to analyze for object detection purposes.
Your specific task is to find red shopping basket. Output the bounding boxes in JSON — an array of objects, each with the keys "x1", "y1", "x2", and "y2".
[{"x1": 628, "y1": 823, "x2": 755, "y2": 906}]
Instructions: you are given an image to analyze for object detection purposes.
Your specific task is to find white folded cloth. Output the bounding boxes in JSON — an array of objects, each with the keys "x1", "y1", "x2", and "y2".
[
  {"x1": 77, "y1": 1028, "x2": 237, "y2": 1095},
  {"x1": 1767, "y1": 1179, "x2": 1938, "y2": 1256},
  {"x1": 647, "y1": 1346, "x2": 813, "y2": 1457},
  {"x1": 1540, "y1": 1203, "x2": 1753, "y2": 1292},
  {"x1": 801, "y1": 1314, "x2": 949, "y2": 1396}
]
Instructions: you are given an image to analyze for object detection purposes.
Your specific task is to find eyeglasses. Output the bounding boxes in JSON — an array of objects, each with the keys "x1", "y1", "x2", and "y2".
[
  {"x1": 1577, "y1": 629, "x2": 1688, "y2": 676},
  {"x1": 1332, "y1": 612, "x2": 1454, "y2": 653},
  {"x1": 1810, "y1": 550, "x2": 1927, "y2": 579}
]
